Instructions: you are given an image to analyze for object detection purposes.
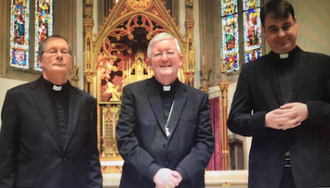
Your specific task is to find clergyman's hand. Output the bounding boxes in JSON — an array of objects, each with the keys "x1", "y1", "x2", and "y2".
[
  {"x1": 153, "y1": 168, "x2": 181, "y2": 188},
  {"x1": 172, "y1": 170, "x2": 182, "y2": 186},
  {"x1": 277, "y1": 102, "x2": 308, "y2": 130},
  {"x1": 265, "y1": 108, "x2": 291, "y2": 130},
  {"x1": 265, "y1": 103, "x2": 308, "y2": 130}
]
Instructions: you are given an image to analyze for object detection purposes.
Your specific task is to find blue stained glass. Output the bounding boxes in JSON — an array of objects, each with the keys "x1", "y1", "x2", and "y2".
[
  {"x1": 10, "y1": 0, "x2": 30, "y2": 69},
  {"x1": 11, "y1": 49, "x2": 28, "y2": 67},
  {"x1": 245, "y1": 48, "x2": 261, "y2": 62},
  {"x1": 222, "y1": 14, "x2": 239, "y2": 72},
  {"x1": 243, "y1": 0, "x2": 260, "y2": 11},
  {"x1": 243, "y1": 7, "x2": 262, "y2": 63},
  {"x1": 224, "y1": 53, "x2": 239, "y2": 72},
  {"x1": 35, "y1": 0, "x2": 53, "y2": 71},
  {"x1": 221, "y1": 0, "x2": 239, "y2": 72}
]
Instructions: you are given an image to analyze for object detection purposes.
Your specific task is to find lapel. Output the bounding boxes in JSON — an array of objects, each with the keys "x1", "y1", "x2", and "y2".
[
  {"x1": 291, "y1": 48, "x2": 311, "y2": 101},
  {"x1": 145, "y1": 79, "x2": 167, "y2": 134},
  {"x1": 30, "y1": 77, "x2": 63, "y2": 150},
  {"x1": 63, "y1": 86, "x2": 81, "y2": 152},
  {"x1": 167, "y1": 82, "x2": 187, "y2": 140},
  {"x1": 30, "y1": 77, "x2": 81, "y2": 152},
  {"x1": 262, "y1": 55, "x2": 284, "y2": 105},
  {"x1": 145, "y1": 79, "x2": 188, "y2": 137}
]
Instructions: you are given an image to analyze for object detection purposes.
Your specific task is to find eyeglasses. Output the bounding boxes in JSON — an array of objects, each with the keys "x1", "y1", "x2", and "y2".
[
  {"x1": 152, "y1": 51, "x2": 178, "y2": 59},
  {"x1": 43, "y1": 49, "x2": 71, "y2": 57}
]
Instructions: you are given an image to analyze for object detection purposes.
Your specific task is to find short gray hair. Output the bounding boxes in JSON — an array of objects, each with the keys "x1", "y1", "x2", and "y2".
[
  {"x1": 38, "y1": 35, "x2": 72, "y2": 58},
  {"x1": 147, "y1": 32, "x2": 181, "y2": 58}
]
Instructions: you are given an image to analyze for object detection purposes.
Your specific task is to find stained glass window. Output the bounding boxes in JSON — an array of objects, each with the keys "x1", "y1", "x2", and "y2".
[
  {"x1": 10, "y1": 0, "x2": 30, "y2": 69},
  {"x1": 221, "y1": 0, "x2": 239, "y2": 73},
  {"x1": 10, "y1": 0, "x2": 53, "y2": 72},
  {"x1": 35, "y1": 0, "x2": 53, "y2": 71},
  {"x1": 221, "y1": 0, "x2": 262, "y2": 72},
  {"x1": 243, "y1": 0, "x2": 262, "y2": 63}
]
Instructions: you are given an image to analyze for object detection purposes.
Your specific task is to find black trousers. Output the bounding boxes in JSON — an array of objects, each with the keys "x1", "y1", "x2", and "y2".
[{"x1": 279, "y1": 167, "x2": 296, "y2": 188}]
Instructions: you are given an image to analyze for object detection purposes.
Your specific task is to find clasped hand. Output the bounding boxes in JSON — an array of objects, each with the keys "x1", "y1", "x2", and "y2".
[
  {"x1": 265, "y1": 102, "x2": 308, "y2": 130},
  {"x1": 153, "y1": 168, "x2": 182, "y2": 188}
]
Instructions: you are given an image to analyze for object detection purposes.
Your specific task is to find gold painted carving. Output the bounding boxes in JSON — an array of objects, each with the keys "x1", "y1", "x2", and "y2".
[{"x1": 127, "y1": 0, "x2": 152, "y2": 9}]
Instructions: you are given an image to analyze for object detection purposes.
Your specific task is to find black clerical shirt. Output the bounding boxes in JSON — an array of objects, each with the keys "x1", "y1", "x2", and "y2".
[
  {"x1": 269, "y1": 47, "x2": 300, "y2": 156},
  {"x1": 151, "y1": 77, "x2": 179, "y2": 124},
  {"x1": 270, "y1": 46, "x2": 299, "y2": 104},
  {"x1": 41, "y1": 77, "x2": 70, "y2": 146}
]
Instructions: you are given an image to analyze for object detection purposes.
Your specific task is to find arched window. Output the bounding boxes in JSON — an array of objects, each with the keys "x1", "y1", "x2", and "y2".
[
  {"x1": 9, "y1": 0, "x2": 53, "y2": 72},
  {"x1": 34, "y1": 0, "x2": 53, "y2": 71},
  {"x1": 242, "y1": 0, "x2": 262, "y2": 64},
  {"x1": 221, "y1": 0, "x2": 262, "y2": 73},
  {"x1": 10, "y1": 0, "x2": 30, "y2": 69}
]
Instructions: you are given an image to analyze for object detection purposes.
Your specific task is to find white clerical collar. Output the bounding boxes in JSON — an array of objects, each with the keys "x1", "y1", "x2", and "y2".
[
  {"x1": 279, "y1": 53, "x2": 289, "y2": 59},
  {"x1": 53, "y1": 85, "x2": 62, "y2": 91},
  {"x1": 163, "y1": 85, "x2": 171, "y2": 91}
]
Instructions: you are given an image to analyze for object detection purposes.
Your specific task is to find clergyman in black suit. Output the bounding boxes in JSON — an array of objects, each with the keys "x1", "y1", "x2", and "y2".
[
  {"x1": 0, "y1": 35, "x2": 103, "y2": 188},
  {"x1": 116, "y1": 32, "x2": 215, "y2": 188},
  {"x1": 227, "y1": 0, "x2": 330, "y2": 188}
]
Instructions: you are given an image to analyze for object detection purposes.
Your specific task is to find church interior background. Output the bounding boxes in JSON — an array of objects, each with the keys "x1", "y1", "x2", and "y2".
[{"x1": 0, "y1": 0, "x2": 330, "y2": 187}]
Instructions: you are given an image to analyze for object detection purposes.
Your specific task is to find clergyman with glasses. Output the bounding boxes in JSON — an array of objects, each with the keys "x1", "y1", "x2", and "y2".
[
  {"x1": 116, "y1": 32, "x2": 214, "y2": 188},
  {"x1": 0, "y1": 35, "x2": 103, "y2": 188}
]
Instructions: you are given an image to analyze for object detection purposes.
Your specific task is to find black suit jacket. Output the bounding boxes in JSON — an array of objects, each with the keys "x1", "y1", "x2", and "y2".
[
  {"x1": 0, "y1": 76, "x2": 102, "y2": 188},
  {"x1": 116, "y1": 78, "x2": 214, "y2": 188},
  {"x1": 227, "y1": 47, "x2": 330, "y2": 188}
]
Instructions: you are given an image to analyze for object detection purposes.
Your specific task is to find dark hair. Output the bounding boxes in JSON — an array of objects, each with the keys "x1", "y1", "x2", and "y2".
[
  {"x1": 260, "y1": 0, "x2": 295, "y2": 27},
  {"x1": 38, "y1": 35, "x2": 72, "y2": 57}
]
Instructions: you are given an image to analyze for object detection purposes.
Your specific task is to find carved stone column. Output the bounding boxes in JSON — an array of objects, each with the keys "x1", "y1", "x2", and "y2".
[
  {"x1": 83, "y1": 0, "x2": 96, "y2": 95},
  {"x1": 219, "y1": 81, "x2": 230, "y2": 170},
  {"x1": 184, "y1": 0, "x2": 195, "y2": 87}
]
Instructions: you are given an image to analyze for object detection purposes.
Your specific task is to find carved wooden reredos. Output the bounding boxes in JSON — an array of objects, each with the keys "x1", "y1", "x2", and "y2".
[
  {"x1": 83, "y1": 0, "x2": 196, "y2": 96},
  {"x1": 83, "y1": 0, "x2": 196, "y2": 167}
]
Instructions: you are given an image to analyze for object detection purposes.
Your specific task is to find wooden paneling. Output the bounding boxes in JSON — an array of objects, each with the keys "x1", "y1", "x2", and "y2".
[
  {"x1": 53, "y1": 0, "x2": 77, "y2": 57},
  {"x1": 199, "y1": 0, "x2": 222, "y2": 85}
]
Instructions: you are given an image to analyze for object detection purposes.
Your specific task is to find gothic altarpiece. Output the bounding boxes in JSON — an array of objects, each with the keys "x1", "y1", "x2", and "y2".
[{"x1": 83, "y1": 0, "x2": 197, "y2": 173}]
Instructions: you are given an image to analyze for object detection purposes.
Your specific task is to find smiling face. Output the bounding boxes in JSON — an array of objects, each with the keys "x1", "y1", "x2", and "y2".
[
  {"x1": 38, "y1": 37, "x2": 72, "y2": 84},
  {"x1": 262, "y1": 13, "x2": 298, "y2": 54},
  {"x1": 147, "y1": 38, "x2": 183, "y2": 85}
]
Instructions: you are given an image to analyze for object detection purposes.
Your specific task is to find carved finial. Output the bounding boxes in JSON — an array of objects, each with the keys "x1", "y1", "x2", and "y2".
[
  {"x1": 219, "y1": 59, "x2": 228, "y2": 82},
  {"x1": 220, "y1": 60, "x2": 227, "y2": 74},
  {"x1": 186, "y1": 0, "x2": 193, "y2": 7}
]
